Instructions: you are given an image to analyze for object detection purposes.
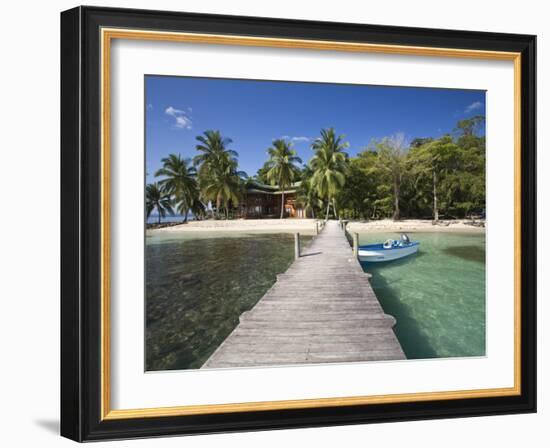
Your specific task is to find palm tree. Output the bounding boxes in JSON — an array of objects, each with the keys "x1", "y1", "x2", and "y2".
[
  {"x1": 265, "y1": 139, "x2": 302, "y2": 219},
  {"x1": 145, "y1": 183, "x2": 174, "y2": 224},
  {"x1": 154, "y1": 154, "x2": 199, "y2": 223},
  {"x1": 296, "y1": 175, "x2": 323, "y2": 219},
  {"x1": 194, "y1": 130, "x2": 238, "y2": 178},
  {"x1": 190, "y1": 198, "x2": 206, "y2": 220},
  {"x1": 310, "y1": 128, "x2": 349, "y2": 221},
  {"x1": 201, "y1": 154, "x2": 245, "y2": 218},
  {"x1": 194, "y1": 130, "x2": 244, "y2": 218}
]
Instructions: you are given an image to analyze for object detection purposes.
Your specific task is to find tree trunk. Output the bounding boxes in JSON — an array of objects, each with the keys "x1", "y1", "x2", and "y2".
[
  {"x1": 216, "y1": 195, "x2": 222, "y2": 219},
  {"x1": 393, "y1": 180, "x2": 400, "y2": 221},
  {"x1": 280, "y1": 190, "x2": 285, "y2": 219},
  {"x1": 325, "y1": 199, "x2": 331, "y2": 221},
  {"x1": 184, "y1": 208, "x2": 189, "y2": 223},
  {"x1": 157, "y1": 208, "x2": 161, "y2": 225},
  {"x1": 332, "y1": 198, "x2": 338, "y2": 220},
  {"x1": 433, "y1": 169, "x2": 439, "y2": 222},
  {"x1": 311, "y1": 208, "x2": 315, "y2": 219}
]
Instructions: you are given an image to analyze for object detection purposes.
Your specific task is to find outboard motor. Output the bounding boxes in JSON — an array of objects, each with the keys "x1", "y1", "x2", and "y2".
[{"x1": 400, "y1": 233, "x2": 410, "y2": 245}]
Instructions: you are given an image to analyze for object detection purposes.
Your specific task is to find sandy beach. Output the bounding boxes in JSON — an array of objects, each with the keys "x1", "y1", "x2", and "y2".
[
  {"x1": 148, "y1": 218, "x2": 485, "y2": 234},
  {"x1": 346, "y1": 219, "x2": 485, "y2": 233},
  {"x1": 149, "y1": 218, "x2": 322, "y2": 234}
]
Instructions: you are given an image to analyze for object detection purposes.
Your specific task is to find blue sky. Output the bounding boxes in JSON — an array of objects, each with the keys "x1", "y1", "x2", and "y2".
[{"x1": 145, "y1": 76, "x2": 485, "y2": 183}]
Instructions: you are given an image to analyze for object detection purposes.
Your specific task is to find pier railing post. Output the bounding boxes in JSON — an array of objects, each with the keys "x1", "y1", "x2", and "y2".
[
  {"x1": 353, "y1": 232, "x2": 359, "y2": 257},
  {"x1": 295, "y1": 232, "x2": 301, "y2": 259},
  {"x1": 315, "y1": 221, "x2": 319, "y2": 235}
]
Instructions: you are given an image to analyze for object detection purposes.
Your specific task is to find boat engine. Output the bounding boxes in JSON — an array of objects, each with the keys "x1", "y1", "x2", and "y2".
[{"x1": 400, "y1": 233, "x2": 410, "y2": 245}]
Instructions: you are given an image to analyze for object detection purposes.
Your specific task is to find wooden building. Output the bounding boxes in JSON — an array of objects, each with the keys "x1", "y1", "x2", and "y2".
[{"x1": 239, "y1": 181, "x2": 306, "y2": 218}]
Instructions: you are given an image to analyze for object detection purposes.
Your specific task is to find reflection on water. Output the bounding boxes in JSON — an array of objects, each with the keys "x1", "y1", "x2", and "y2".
[
  {"x1": 145, "y1": 231, "x2": 311, "y2": 371},
  {"x1": 359, "y1": 232, "x2": 486, "y2": 359}
]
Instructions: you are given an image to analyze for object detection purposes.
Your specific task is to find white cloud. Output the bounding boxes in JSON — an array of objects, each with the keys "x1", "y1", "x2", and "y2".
[
  {"x1": 291, "y1": 136, "x2": 310, "y2": 143},
  {"x1": 465, "y1": 101, "x2": 483, "y2": 113},
  {"x1": 279, "y1": 135, "x2": 311, "y2": 143},
  {"x1": 165, "y1": 106, "x2": 181, "y2": 115},
  {"x1": 165, "y1": 106, "x2": 193, "y2": 129}
]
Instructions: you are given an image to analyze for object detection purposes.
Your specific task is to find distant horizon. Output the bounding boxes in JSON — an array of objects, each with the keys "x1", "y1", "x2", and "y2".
[{"x1": 145, "y1": 76, "x2": 485, "y2": 184}]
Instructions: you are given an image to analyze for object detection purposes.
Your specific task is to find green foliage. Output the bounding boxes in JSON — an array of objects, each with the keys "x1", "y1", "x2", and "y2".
[
  {"x1": 296, "y1": 166, "x2": 323, "y2": 219},
  {"x1": 145, "y1": 182, "x2": 174, "y2": 224},
  {"x1": 193, "y1": 130, "x2": 246, "y2": 218},
  {"x1": 310, "y1": 128, "x2": 349, "y2": 220},
  {"x1": 265, "y1": 139, "x2": 303, "y2": 218},
  {"x1": 148, "y1": 116, "x2": 485, "y2": 222},
  {"x1": 455, "y1": 115, "x2": 485, "y2": 138},
  {"x1": 189, "y1": 198, "x2": 206, "y2": 220},
  {"x1": 335, "y1": 120, "x2": 486, "y2": 220},
  {"x1": 369, "y1": 133, "x2": 408, "y2": 220},
  {"x1": 254, "y1": 161, "x2": 272, "y2": 184},
  {"x1": 154, "y1": 154, "x2": 199, "y2": 222},
  {"x1": 335, "y1": 151, "x2": 378, "y2": 219},
  {"x1": 410, "y1": 137, "x2": 434, "y2": 148}
]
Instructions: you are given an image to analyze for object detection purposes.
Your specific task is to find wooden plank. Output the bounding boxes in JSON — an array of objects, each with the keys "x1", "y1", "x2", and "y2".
[
  {"x1": 234, "y1": 328, "x2": 402, "y2": 337},
  {"x1": 202, "y1": 220, "x2": 405, "y2": 368},
  {"x1": 229, "y1": 333, "x2": 399, "y2": 343},
  {"x1": 238, "y1": 320, "x2": 396, "y2": 330}
]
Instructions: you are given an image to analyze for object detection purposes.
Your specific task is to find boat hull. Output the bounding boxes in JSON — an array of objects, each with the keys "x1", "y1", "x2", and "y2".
[{"x1": 358, "y1": 242, "x2": 419, "y2": 263}]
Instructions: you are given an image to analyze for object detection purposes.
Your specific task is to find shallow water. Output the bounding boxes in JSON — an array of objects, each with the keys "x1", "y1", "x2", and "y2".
[
  {"x1": 146, "y1": 229, "x2": 485, "y2": 370},
  {"x1": 358, "y1": 232, "x2": 486, "y2": 359},
  {"x1": 145, "y1": 231, "x2": 312, "y2": 371}
]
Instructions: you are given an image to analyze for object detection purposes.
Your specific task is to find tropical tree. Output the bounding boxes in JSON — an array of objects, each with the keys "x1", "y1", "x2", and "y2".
[
  {"x1": 265, "y1": 139, "x2": 302, "y2": 219},
  {"x1": 455, "y1": 115, "x2": 485, "y2": 138},
  {"x1": 310, "y1": 128, "x2": 349, "y2": 221},
  {"x1": 336, "y1": 151, "x2": 380, "y2": 220},
  {"x1": 201, "y1": 155, "x2": 245, "y2": 218},
  {"x1": 408, "y1": 136, "x2": 458, "y2": 221},
  {"x1": 441, "y1": 145, "x2": 485, "y2": 218},
  {"x1": 189, "y1": 198, "x2": 206, "y2": 220},
  {"x1": 296, "y1": 168, "x2": 323, "y2": 219},
  {"x1": 254, "y1": 161, "x2": 272, "y2": 184},
  {"x1": 370, "y1": 133, "x2": 408, "y2": 220},
  {"x1": 145, "y1": 182, "x2": 174, "y2": 224},
  {"x1": 193, "y1": 130, "x2": 245, "y2": 218},
  {"x1": 154, "y1": 154, "x2": 199, "y2": 223},
  {"x1": 194, "y1": 130, "x2": 238, "y2": 177}
]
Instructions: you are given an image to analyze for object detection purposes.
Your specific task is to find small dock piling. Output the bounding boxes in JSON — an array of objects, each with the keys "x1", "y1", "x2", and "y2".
[{"x1": 294, "y1": 233, "x2": 301, "y2": 260}]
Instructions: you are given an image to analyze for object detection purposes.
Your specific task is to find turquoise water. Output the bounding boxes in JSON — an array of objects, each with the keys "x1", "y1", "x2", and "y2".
[
  {"x1": 145, "y1": 231, "x2": 312, "y2": 371},
  {"x1": 358, "y1": 232, "x2": 486, "y2": 359}
]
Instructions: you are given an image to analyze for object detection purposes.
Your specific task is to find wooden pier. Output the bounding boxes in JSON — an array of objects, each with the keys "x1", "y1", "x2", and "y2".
[{"x1": 202, "y1": 220, "x2": 405, "y2": 368}]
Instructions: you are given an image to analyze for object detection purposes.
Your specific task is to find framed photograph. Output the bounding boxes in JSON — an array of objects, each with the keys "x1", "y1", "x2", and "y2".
[{"x1": 60, "y1": 6, "x2": 536, "y2": 441}]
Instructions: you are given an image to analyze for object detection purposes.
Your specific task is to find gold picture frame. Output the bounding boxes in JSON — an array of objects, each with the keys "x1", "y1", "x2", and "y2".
[{"x1": 61, "y1": 6, "x2": 536, "y2": 441}]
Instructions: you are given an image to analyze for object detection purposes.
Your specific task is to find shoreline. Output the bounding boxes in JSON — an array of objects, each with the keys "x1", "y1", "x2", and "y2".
[
  {"x1": 147, "y1": 218, "x2": 485, "y2": 234},
  {"x1": 148, "y1": 218, "x2": 321, "y2": 235},
  {"x1": 346, "y1": 219, "x2": 485, "y2": 233}
]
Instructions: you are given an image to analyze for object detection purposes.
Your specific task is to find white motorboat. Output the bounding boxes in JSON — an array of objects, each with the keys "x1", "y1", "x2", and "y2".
[{"x1": 358, "y1": 234, "x2": 419, "y2": 263}]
